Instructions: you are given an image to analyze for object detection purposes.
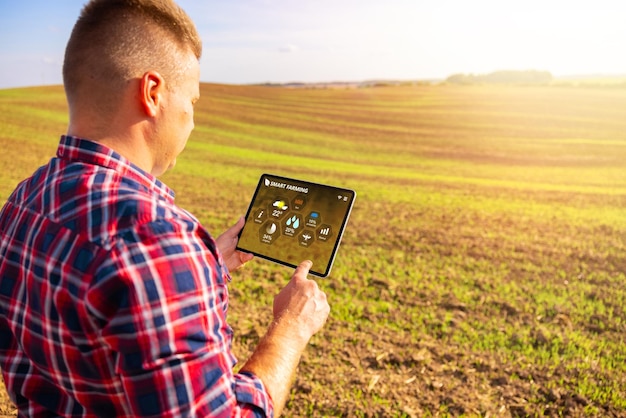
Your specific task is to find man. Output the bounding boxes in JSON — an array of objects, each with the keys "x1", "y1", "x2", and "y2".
[{"x1": 0, "y1": 0, "x2": 329, "y2": 416}]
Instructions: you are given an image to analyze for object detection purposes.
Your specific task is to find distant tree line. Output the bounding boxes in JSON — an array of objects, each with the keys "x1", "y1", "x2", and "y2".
[{"x1": 445, "y1": 70, "x2": 553, "y2": 85}]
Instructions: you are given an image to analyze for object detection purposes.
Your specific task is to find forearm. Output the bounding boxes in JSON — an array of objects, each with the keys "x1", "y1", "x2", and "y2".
[
  {"x1": 239, "y1": 318, "x2": 310, "y2": 417},
  {"x1": 240, "y1": 260, "x2": 330, "y2": 417}
]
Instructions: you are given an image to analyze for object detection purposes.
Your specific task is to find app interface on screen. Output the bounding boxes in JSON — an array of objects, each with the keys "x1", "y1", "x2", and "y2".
[{"x1": 238, "y1": 175, "x2": 355, "y2": 276}]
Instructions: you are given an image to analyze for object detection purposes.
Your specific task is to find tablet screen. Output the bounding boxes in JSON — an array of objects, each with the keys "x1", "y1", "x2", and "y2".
[{"x1": 236, "y1": 174, "x2": 356, "y2": 277}]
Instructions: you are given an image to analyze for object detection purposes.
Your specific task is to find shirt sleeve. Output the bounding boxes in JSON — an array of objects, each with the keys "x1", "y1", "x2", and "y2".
[{"x1": 87, "y1": 217, "x2": 274, "y2": 417}]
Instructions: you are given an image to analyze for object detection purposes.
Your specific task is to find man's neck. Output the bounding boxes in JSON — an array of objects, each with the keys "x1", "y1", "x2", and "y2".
[{"x1": 67, "y1": 120, "x2": 155, "y2": 176}]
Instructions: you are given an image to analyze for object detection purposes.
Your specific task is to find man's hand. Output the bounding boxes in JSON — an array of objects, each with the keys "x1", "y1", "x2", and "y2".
[
  {"x1": 215, "y1": 217, "x2": 254, "y2": 272},
  {"x1": 272, "y1": 260, "x2": 330, "y2": 341},
  {"x1": 239, "y1": 260, "x2": 330, "y2": 416}
]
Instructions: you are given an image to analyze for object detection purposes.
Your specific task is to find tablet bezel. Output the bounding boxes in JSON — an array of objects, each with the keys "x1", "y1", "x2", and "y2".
[{"x1": 236, "y1": 173, "x2": 356, "y2": 277}]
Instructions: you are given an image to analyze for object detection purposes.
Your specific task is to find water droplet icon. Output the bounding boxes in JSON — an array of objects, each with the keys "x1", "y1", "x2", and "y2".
[{"x1": 286, "y1": 215, "x2": 300, "y2": 228}]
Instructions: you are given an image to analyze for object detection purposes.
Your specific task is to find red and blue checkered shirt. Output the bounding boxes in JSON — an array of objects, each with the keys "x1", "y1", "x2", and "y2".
[{"x1": 0, "y1": 136, "x2": 273, "y2": 417}]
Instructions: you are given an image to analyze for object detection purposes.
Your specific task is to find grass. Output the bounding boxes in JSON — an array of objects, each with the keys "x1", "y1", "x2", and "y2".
[{"x1": 0, "y1": 82, "x2": 625, "y2": 416}]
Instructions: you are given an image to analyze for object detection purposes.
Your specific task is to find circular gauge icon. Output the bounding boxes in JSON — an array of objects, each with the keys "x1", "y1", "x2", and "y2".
[{"x1": 266, "y1": 222, "x2": 277, "y2": 234}]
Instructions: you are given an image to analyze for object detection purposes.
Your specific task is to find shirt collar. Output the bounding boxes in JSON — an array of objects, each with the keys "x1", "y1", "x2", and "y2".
[{"x1": 56, "y1": 135, "x2": 175, "y2": 202}]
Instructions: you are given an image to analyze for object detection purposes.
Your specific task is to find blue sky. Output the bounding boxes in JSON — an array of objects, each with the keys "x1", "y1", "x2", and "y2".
[{"x1": 1, "y1": 0, "x2": 625, "y2": 88}]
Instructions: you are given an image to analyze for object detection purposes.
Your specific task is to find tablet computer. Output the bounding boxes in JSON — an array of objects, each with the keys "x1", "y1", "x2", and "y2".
[{"x1": 236, "y1": 174, "x2": 356, "y2": 277}]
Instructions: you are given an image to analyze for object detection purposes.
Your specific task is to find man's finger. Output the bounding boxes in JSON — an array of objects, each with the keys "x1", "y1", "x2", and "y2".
[{"x1": 293, "y1": 260, "x2": 313, "y2": 280}]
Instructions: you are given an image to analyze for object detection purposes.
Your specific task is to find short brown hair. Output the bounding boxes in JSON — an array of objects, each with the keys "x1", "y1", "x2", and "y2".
[{"x1": 63, "y1": 0, "x2": 202, "y2": 109}]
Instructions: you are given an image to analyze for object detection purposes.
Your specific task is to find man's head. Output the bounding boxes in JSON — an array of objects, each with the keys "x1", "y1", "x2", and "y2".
[
  {"x1": 63, "y1": 0, "x2": 202, "y2": 176},
  {"x1": 63, "y1": 0, "x2": 201, "y2": 111}
]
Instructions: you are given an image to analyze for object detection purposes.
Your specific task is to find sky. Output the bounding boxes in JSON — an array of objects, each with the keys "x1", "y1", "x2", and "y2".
[{"x1": 0, "y1": 0, "x2": 625, "y2": 88}]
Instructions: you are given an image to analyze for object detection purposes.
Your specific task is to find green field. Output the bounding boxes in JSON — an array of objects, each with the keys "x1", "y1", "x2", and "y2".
[{"x1": 1, "y1": 83, "x2": 625, "y2": 417}]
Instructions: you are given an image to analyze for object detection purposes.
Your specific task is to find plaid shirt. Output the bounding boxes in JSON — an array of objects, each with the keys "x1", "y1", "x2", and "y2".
[{"x1": 0, "y1": 136, "x2": 273, "y2": 417}]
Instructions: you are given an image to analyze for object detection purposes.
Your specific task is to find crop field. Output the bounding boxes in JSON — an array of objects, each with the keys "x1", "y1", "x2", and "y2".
[{"x1": 0, "y1": 82, "x2": 625, "y2": 417}]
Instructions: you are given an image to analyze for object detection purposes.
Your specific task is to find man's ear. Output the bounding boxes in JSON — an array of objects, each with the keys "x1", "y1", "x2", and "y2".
[{"x1": 140, "y1": 71, "x2": 165, "y2": 117}]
